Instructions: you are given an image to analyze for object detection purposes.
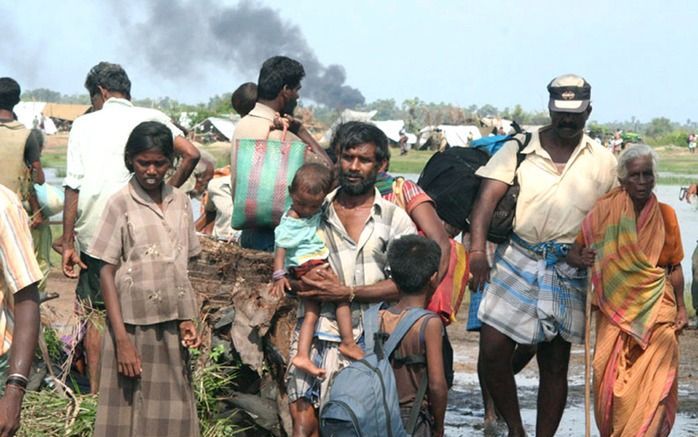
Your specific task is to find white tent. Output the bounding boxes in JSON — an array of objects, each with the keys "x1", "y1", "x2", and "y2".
[
  {"x1": 323, "y1": 109, "x2": 377, "y2": 143},
  {"x1": 14, "y1": 101, "x2": 58, "y2": 134},
  {"x1": 419, "y1": 125, "x2": 482, "y2": 148},
  {"x1": 194, "y1": 116, "x2": 235, "y2": 141},
  {"x1": 480, "y1": 117, "x2": 514, "y2": 134},
  {"x1": 372, "y1": 120, "x2": 417, "y2": 145}
]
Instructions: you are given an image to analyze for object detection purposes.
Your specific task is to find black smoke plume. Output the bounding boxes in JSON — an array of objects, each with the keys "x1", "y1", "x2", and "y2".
[{"x1": 114, "y1": 0, "x2": 365, "y2": 108}]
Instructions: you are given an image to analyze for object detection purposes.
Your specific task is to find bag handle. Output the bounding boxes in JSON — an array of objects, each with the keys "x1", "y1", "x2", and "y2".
[{"x1": 265, "y1": 118, "x2": 289, "y2": 142}]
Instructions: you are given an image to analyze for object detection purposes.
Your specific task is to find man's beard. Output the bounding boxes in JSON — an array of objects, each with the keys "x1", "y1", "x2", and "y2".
[
  {"x1": 554, "y1": 120, "x2": 583, "y2": 139},
  {"x1": 282, "y1": 98, "x2": 297, "y2": 116},
  {"x1": 339, "y1": 170, "x2": 378, "y2": 195}
]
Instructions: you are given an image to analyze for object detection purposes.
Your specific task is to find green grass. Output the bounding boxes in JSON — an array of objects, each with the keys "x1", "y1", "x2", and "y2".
[
  {"x1": 655, "y1": 152, "x2": 698, "y2": 176},
  {"x1": 40, "y1": 142, "x2": 698, "y2": 184},
  {"x1": 656, "y1": 176, "x2": 696, "y2": 186},
  {"x1": 42, "y1": 145, "x2": 68, "y2": 175},
  {"x1": 388, "y1": 149, "x2": 435, "y2": 174}
]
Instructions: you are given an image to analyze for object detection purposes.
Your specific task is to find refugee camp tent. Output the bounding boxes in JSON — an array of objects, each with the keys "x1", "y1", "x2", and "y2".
[
  {"x1": 323, "y1": 109, "x2": 377, "y2": 143},
  {"x1": 42, "y1": 103, "x2": 90, "y2": 122},
  {"x1": 14, "y1": 101, "x2": 57, "y2": 134},
  {"x1": 194, "y1": 116, "x2": 236, "y2": 142},
  {"x1": 42, "y1": 103, "x2": 90, "y2": 131},
  {"x1": 479, "y1": 116, "x2": 514, "y2": 134},
  {"x1": 372, "y1": 120, "x2": 418, "y2": 145},
  {"x1": 418, "y1": 125, "x2": 482, "y2": 149}
]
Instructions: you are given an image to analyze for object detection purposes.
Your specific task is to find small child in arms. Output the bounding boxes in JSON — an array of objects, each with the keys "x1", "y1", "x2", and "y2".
[{"x1": 271, "y1": 163, "x2": 363, "y2": 377}]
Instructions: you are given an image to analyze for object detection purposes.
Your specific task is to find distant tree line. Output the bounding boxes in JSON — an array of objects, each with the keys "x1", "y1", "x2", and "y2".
[{"x1": 20, "y1": 88, "x2": 698, "y2": 147}]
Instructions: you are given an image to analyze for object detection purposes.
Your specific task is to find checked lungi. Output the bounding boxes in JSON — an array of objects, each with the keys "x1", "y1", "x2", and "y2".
[
  {"x1": 478, "y1": 237, "x2": 588, "y2": 345},
  {"x1": 93, "y1": 320, "x2": 199, "y2": 437}
]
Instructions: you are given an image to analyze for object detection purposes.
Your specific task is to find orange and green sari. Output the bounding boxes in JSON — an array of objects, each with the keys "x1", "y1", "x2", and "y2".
[{"x1": 580, "y1": 187, "x2": 682, "y2": 437}]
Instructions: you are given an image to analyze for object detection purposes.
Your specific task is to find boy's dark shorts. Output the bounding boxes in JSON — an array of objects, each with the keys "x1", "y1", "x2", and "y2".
[{"x1": 76, "y1": 252, "x2": 105, "y2": 310}]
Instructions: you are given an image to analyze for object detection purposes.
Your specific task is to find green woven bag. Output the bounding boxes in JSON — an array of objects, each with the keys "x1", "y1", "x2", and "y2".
[{"x1": 232, "y1": 138, "x2": 306, "y2": 229}]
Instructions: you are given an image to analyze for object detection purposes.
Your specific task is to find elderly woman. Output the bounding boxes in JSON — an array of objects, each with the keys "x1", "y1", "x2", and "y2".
[{"x1": 568, "y1": 144, "x2": 687, "y2": 437}]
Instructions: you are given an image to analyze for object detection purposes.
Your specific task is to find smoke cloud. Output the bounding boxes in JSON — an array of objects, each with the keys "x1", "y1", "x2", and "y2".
[{"x1": 114, "y1": 0, "x2": 364, "y2": 108}]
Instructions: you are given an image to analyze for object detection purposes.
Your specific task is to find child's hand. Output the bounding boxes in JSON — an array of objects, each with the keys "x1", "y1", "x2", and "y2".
[
  {"x1": 272, "y1": 113, "x2": 291, "y2": 131},
  {"x1": 116, "y1": 338, "x2": 142, "y2": 378},
  {"x1": 179, "y1": 320, "x2": 202, "y2": 349},
  {"x1": 271, "y1": 277, "x2": 291, "y2": 297},
  {"x1": 30, "y1": 211, "x2": 44, "y2": 229}
]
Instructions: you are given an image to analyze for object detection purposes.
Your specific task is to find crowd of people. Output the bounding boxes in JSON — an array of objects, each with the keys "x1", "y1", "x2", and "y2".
[{"x1": 0, "y1": 55, "x2": 694, "y2": 437}]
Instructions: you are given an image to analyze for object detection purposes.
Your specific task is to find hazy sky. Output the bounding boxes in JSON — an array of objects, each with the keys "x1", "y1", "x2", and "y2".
[{"x1": 2, "y1": 0, "x2": 697, "y2": 123}]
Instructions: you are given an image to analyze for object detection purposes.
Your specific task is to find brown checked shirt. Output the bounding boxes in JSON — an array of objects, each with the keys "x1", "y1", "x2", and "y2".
[{"x1": 88, "y1": 178, "x2": 201, "y2": 325}]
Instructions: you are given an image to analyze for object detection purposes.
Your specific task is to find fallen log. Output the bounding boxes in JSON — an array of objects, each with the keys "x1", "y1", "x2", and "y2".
[{"x1": 189, "y1": 236, "x2": 298, "y2": 436}]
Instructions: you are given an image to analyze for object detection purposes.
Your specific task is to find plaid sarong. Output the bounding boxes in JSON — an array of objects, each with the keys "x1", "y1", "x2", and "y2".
[
  {"x1": 285, "y1": 319, "x2": 354, "y2": 408},
  {"x1": 478, "y1": 239, "x2": 588, "y2": 344},
  {"x1": 94, "y1": 321, "x2": 199, "y2": 437}
]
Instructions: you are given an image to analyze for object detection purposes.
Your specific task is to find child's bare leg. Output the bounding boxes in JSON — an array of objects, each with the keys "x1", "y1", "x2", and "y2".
[
  {"x1": 291, "y1": 299, "x2": 326, "y2": 378},
  {"x1": 336, "y1": 301, "x2": 364, "y2": 360}
]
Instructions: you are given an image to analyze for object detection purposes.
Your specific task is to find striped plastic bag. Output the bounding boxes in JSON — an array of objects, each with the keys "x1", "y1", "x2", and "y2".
[{"x1": 232, "y1": 137, "x2": 306, "y2": 229}]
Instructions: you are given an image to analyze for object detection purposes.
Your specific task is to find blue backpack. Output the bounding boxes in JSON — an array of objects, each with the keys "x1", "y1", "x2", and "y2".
[{"x1": 319, "y1": 306, "x2": 432, "y2": 437}]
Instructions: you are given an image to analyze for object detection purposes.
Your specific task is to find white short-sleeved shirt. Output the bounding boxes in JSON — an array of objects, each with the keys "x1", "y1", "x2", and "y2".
[
  {"x1": 63, "y1": 98, "x2": 182, "y2": 251},
  {"x1": 475, "y1": 128, "x2": 617, "y2": 244}
]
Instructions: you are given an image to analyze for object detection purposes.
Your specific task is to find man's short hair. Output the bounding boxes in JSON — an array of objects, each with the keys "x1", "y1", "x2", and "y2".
[
  {"x1": 330, "y1": 121, "x2": 390, "y2": 163},
  {"x1": 387, "y1": 235, "x2": 441, "y2": 295},
  {"x1": 256, "y1": 56, "x2": 304, "y2": 101},
  {"x1": 84, "y1": 62, "x2": 131, "y2": 98},
  {"x1": 231, "y1": 82, "x2": 258, "y2": 116},
  {"x1": 0, "y1": 77, "x2": 21, "y2": 111}
]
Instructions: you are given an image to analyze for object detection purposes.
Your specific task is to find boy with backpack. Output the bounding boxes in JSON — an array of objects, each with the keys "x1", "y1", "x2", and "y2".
[
  {"x1": 319, "y1": 235, "x2": 447, "y2": 437},
  {"x1": 381, "y1": 235, "x2": 448, "y2": 436}
]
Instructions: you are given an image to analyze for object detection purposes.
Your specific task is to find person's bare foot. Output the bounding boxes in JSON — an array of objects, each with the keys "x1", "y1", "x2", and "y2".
[
  {"x1": 339, "y1": 342, "x2": 364, "y2": 361},
  {"x1": 292, "y1": 355, "x2": 326, "y2": 378},
  {"x1": 483, "y1": 413, "x2": 498, "y2": 435}
]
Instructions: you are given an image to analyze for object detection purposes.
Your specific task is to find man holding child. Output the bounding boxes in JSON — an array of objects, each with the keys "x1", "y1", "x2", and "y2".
[{"x1": 286, "y1": 122, "x2": 419, "y2": 436}]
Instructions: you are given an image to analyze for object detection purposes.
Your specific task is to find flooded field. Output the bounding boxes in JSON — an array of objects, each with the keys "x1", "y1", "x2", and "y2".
[
  {"x1": 440, "y1": 184, "x2": 698, "y2": 436},
  {"x1": 443, "y1": 323, "x2": 698, "y2": 436}
]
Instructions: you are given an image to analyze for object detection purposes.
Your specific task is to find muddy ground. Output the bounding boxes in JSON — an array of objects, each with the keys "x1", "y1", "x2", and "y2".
[
  {"x1": 444, "y1": 316, "x2": 698, "y2": 436},
  {"x1": 43, "y1": 270, "x2": 698, "y2": 436}
]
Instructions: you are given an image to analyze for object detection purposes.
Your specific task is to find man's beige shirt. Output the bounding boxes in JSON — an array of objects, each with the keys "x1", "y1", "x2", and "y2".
[
  {"x1": 231, "y1": 102, "x2": 302, "y2": 144},
  {"x1": 475, "y1": 128, "x2": 617, "y2": 244}
]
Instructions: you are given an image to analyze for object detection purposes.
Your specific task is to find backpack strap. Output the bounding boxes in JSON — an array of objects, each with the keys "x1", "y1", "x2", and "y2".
[
  {"x1": 383, "y1": 308, "x2": 432, "y2": 363},
  {"x1": 406, "y1": 372, "x2": 429, "y2": 434},
  {"x1": 392, "y1": 312, "x2": 438, "y2": 365},
  {"x1": 511, "y1": 131, "x2": 532, "y2": 168},
  {"x1": 362, "y1": 302, "x2": 386, "y2": 355},
  {"x1": 404, "y1": 313, "x2": 440, "y2": 434}
]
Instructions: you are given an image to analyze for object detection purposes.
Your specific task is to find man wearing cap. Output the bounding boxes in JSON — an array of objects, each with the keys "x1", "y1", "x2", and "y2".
[{"x1": 469, "y1": 74, "x2": 616, "y2": 436}]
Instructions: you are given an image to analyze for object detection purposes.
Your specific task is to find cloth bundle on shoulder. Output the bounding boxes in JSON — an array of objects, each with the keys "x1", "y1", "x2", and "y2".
[
  {"x1": 418, "y1": 122, "x2": 530, "y2": 243},
  {"x1": 232, "y1": 136, "x2": 306, "y2": 229}
]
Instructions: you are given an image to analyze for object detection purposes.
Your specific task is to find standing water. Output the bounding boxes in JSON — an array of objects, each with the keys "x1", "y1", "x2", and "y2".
[{"x1": 395, "y1": 173, "x2": 698, "y2": 436}]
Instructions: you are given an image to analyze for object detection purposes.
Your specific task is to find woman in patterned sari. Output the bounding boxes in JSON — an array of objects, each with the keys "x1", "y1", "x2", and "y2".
[{"x1": 568, "y1": 144, "x2": 688, "y2": 437}]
